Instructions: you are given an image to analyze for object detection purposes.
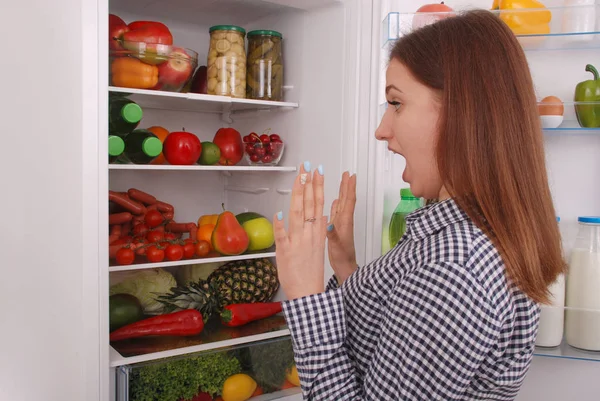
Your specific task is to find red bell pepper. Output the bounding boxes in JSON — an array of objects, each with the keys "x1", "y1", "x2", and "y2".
[
  {"x1": 220, "y1": 302, "x2": 283, "y2": 327},
  {"x1": 109, "y1": 14, "x2": 129, "y2": 50},
  {"x1": 110, "y1": 309, "x2": 204, "y2": 342},
  {"x1": 122, "y1": 21, "x2": 173, "y2": 45}
]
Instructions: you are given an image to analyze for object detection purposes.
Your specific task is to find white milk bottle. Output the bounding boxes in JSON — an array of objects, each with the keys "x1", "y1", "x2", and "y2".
[
  {"x1": 565, "y1": 216, "x2": 600, "y2": 351},
  {"x1": 536, "y1": 217, "x2": 566, "y2": 347}
]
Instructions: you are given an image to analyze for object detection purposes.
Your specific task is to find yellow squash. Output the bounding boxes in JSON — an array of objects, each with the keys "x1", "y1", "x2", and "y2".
[{"x1": 492, "y1": 0, "x2": 552, "y2": 35}]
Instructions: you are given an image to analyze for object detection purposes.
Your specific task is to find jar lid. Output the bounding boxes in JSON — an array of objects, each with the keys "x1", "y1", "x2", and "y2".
[
  {"x1": 578, "y1": 216, "x2": 600, "y2": 224},
  {"x1": 209, "y1": 25, "x2": 246, "y2": 34},
  {"x1": 248, "y1": 30, "x2": 283, "y2": 38}
]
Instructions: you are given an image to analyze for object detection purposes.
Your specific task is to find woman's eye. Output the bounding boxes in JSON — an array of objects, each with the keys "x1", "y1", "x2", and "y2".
[{"x1": 387, "y1": 100, "x2": 402, "y2": 112}]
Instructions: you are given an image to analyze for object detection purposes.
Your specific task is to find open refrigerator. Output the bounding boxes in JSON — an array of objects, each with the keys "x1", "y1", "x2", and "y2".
[{"x1": 88, "y1": 0, "x2": 600, "y2": 399}]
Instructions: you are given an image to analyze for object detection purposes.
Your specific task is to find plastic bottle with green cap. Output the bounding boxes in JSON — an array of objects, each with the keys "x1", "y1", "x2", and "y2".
[
  {"x1": 108, "y1": 135, "x2": 125, "y2": 163},
  {"x1": 388, "y1": 188, "x2": 423, "y2": 250},
  {"x1": 109, "y1": 95, "x2": 143, "y2": 136},
  {"x1": 119, "y1": 129, "x2": 162, "y2": 164}
]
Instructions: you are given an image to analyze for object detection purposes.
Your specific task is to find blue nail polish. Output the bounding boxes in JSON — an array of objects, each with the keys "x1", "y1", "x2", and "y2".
[
  {"x1": 318, "y1": 164, "x2": 324, "y2": 175},
  {"x1": 327, "y1": 224, "x2": 334, "y2": 232},
  {"x1": 303, "y1": 161, "x2": 311, "y2": 172},
  {"x1": 277, "y1": 211, "x2": 283, "y2": 221}
]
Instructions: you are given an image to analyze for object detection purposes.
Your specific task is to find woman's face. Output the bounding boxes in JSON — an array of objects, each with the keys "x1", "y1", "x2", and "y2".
[{"x1": 375, "y1": 58, "x2": 446, "y2": 200}]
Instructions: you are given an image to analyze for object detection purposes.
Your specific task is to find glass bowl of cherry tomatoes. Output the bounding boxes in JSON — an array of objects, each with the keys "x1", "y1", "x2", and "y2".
[{"x1": 243, "y1": 132, "x2": 285, "y2": 165}]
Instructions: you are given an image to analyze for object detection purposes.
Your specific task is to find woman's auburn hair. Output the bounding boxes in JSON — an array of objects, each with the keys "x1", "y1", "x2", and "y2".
[{"x1": 390, "y1": 10, "x2": 566, "y2": 304}]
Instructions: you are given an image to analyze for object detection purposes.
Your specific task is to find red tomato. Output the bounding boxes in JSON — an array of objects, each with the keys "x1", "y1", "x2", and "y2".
[
  {"x1": 133, "y1": 238, "x2": 149, "y2": 255},
  {"x1": 145, "y1": 210, "x2": 164, "y2": 228},
  {"x1": 183, "y1": 242, "x2": 196, "y2": 258},
  {"x1": 146, "y1": 245, "x2": 165, "y2": 263},
  {"x1": 164, "y1": 232, "x2": 177, "y2": 241},
  {"x1": 133, "y1": 223, "x2": 149, "y2": 237},
  {"x1": 195, "y1": 240, "x2": 210, "y2": 257},
  {"x1": 213, "y1": 127, "x2": 243, "y2": 165},
  {"x1": 165, "y1": 244, "x2": 184, "y2": 261},
  {"x1": 116, "y1": 248, "x2": 135, "y2": 265},
  {"x1": 146, "y1": 230, "x2": 164, "y2": 243},
  {"x1": 163, "y1": 131, "x2": 202, "y2": 165}
]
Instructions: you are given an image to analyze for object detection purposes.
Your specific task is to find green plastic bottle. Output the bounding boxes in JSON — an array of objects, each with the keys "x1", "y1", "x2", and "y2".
[
  {"x1": 388, "y1": 188, "x2": 422, "y2": 249},
  {"x1": 118, "y1": 129, "x2": 162, "y2": 164},
  {"x1": 108, "y1": 135, "x2": 125, "y2": 163},
  {"x1": 109, "y1": 95, "x2": 143, "y2": 136}
]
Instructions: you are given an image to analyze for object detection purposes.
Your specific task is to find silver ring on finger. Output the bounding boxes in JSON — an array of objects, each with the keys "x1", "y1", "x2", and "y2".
[{"x1": 304, "y1": 217, "x2": 316, "y2": 223}]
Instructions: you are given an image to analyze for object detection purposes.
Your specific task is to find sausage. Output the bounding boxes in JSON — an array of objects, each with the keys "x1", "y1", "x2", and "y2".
[
  {"x1": 121, "y1": 222, "x2": 132, "y2": 238},
  {"x1": 166, "y1": 222, "x2": 193, "y2": 233},
  {"x1": 128, "y1": 188, "x2": 157, "y2": 205},
  {"x1": 156, "y1": 201, "x2": 174, "y2": 213},
  {"x1": 146, "y1": 204, "x2": 159, "y2": 211},
  {"x1": 163, "y1": 211, "x2": 174, "y2": 220},
  {"x1": 109, "y1": 212, "x2": 132, "y2": 225},
  {"x1": 109, "y1": 224, "x2": 122, "y2": 244},
  {"x1": 188, "y1": 223, "x2": 198, "y2": 241},
  {"x1": 109, "y1": 191, "x2": 144, "y2": 215}
]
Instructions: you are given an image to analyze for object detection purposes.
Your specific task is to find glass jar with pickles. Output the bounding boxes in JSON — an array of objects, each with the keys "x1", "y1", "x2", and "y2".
[
  {"x1": 246, "y1": 30, "x2": 283, "y2": 101},
  {"x1": 207, "y1": 25, "x2": 247, "y2": 98}
]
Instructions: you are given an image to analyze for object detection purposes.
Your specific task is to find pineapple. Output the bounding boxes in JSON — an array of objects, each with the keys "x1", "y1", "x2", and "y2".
[{"x1": 156, "y1": 258, "x2": 279, "y2": 321}]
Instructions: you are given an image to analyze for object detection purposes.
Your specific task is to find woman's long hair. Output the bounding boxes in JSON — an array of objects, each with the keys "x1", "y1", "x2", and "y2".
[{"x1": 390, "y1": 10, "x2": 566, "y2": 304}]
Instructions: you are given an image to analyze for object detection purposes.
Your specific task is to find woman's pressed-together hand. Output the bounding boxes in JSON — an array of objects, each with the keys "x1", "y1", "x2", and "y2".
[{"x1": 273, "y1": 161, "x2": 327, "y2": 300}]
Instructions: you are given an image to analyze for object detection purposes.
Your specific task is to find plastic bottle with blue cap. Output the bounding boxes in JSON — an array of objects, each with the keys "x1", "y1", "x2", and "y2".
[{"x1": 565, "y1": 216, "x2": 600, "y2": 351}]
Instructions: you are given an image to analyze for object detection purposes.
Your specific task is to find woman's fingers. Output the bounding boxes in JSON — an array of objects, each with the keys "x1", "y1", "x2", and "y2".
[
  {"x1": 342, "y1": 173, "x2": 357, "y2": 217},
  {"x1": 313, "y1": 165, "x2": 325, "y2": 220},
  {"x1": 289, "y1": 164, "x2": 307, "y2": 237},
  {"x1": 273, "y1": 211, "x2": 288, "y2": 249},
  {"x1": 329, "y1": 199, "x2": 339, "y2": 227},
  {"x1": 302, "y1": 164, "x2": 315, "y2": 225}
]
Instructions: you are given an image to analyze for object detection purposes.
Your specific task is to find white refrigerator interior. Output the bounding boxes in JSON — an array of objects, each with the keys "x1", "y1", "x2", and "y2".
[{"x1": 3, "y1": 0, "x2": 600, "y2": 400}]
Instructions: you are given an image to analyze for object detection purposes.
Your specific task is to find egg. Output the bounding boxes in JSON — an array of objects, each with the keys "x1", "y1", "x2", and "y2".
[{"x1": 538, "y1": 96, "x2": 564, "y2": 116}]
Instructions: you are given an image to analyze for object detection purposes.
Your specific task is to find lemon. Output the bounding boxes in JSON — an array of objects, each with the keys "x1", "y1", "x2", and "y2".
[
  {"x1": 222, "y1": 373, "x2": 257, "y2": 401},
  {"x1": 199, "y1": 141, "x2": 221, "y2": 165},
  {"x1": 286, "y1": 365, "x2": 300, "y2": 387}
]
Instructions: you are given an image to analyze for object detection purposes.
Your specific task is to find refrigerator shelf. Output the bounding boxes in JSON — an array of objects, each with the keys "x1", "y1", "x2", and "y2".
[
  {"x1": 382, "y1": 6, "x2": 600, "y2": 51},
  {"x1": 109, "y1": 315, "x2": 290, "y2": 367},
  {"x1": 109, "y1": 251, "x2": 276, "y2": 272},
  {"x1": 534, "y1": 339, "x2": 600, "y2": 363},
  {"x1": 109, "y1": 164, "x2": 297, "y2": 172},
  {"x1": 109, "y1": 87, "x2": 299, "y2": 115}
]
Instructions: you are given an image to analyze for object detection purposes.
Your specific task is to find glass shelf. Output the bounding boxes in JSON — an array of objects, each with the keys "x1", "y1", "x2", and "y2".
[
  {"x1": 382, "y1": 5, "x2": 600, "y2": 51},
  {"x1": 534, "y1": 339, "x2": 600, "y2": 363}
]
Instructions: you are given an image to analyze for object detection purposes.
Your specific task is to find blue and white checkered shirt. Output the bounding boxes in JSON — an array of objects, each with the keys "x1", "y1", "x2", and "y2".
[{"x1": 282, "y1": 198, "x2": 540, "y2": 400}]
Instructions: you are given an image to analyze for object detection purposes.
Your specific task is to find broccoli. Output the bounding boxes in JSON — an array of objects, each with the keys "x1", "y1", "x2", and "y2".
[{"x1": 129, "y1": 351, "x2": 241, "y2": 401}]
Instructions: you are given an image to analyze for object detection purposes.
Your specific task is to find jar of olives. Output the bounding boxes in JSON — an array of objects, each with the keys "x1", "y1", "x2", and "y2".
[
  {"x1": 246, "y1": 30, "x2": 283, "y2": 101},
  {"x1": 207, "y1": 25, "x2": 247, "y2": 98}
]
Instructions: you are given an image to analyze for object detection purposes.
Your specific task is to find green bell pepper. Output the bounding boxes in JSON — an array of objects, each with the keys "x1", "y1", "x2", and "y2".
[{"x1": 574, "y1": 64, "x2": 600, "y2": 128}]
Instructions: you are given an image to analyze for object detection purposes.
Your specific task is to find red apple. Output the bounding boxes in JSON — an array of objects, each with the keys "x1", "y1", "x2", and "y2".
[
  {"x1": 213, "y1": 128, "x2": 243, "y2": 165},
  {"x1": 412, "y1": 2, "x2": 455, "y2": 30},
  {"x1": 156, "y1": 47, "x2": 195, "y2": 89},
  {"x1": 109, "y1": 14, "x2": 129, "y2": 50},
  {"x1": 190, "y1": 65, "x2": 208, "y2": 94}
]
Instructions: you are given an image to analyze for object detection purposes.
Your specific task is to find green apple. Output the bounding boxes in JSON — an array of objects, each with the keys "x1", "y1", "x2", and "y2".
[{"x1": 236, "y1": 212, "x2": 274, "y2": 251}]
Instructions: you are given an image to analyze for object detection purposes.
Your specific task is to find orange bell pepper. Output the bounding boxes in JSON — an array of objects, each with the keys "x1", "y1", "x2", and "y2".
[
  {"x1": 111, "y1": 57, "x2": 159, "y2": 89},
  {"x1": 492, "y1": 0, "x2": 552, "y2": 35},
  {"x1": 197, "y1": 214, "x2": 219, "y2": 227}
]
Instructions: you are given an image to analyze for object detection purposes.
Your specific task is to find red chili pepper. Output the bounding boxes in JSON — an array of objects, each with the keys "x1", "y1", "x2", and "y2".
[
  {"x1": 220, "y1": 302, "x2": 283, "y2": 327},
  {"x1": 110, "y1": 309, "x2": 204, "y2": 342}
]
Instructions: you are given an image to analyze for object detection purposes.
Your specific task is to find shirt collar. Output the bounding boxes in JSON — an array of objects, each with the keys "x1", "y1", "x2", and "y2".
[{"x1": 405, "y1": 198, "x2": 470, "y2": 240}]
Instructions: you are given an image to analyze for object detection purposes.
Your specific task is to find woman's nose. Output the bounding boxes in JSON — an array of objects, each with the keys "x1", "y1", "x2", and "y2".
[{"x1": 375, "y1": 110, "x2": 392, "y2": 141}]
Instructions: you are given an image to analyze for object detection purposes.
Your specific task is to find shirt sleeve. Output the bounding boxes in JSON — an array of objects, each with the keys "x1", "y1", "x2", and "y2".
[
  {"x1": 282, "y1": 261, "x2": 500, "y2": 400},
  {"x1": 325, "y1": 275, "x2": 339, "y2": 291}
]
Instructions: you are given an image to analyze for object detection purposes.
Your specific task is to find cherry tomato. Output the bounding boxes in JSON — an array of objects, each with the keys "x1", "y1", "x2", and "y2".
[
  {"x1": 146, "y1": 245, "x2": 165, "y2": 263},
  {"x1": 132, "y1": 238, "x2": 149, "y2": 255},
  {"x1": 116, "y1": 247, "x2": 135, "y2": 265},
  {"x1": 195, "y1": 240, "x2": 211, "y2": 257},
  {"x1": 269, "y1": 134, "x2": 280, "y2": 141},
  {"x1": 260, "y1": 134, "x2": 270, "y2": 144},
  {"x1": 165, "y1": 244, "x2": 184, "y2": 261},
  {"x1": 145, "y1": 210, "x2": 164, "y2": 228},
  {"x1": 183, "y1": 242, "x2": 196, "y2": 258},
  {"x1": 133, "y1": 223, "x2": 149, "y2": 237},
  {"x1": 164, "y1": 232, "x2": 177, "y2": 241},
  {"x1": 146, "y1": 230, "x2": 164, "y2": 243}
]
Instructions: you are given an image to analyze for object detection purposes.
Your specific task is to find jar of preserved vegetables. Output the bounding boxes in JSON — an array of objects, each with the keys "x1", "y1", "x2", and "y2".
[
  {"x1": 246, "y1": 30, "x2": 283, "y2": 101},
  {"x1": 207, "y1": 25, "x2": 247, "y2": 98}
]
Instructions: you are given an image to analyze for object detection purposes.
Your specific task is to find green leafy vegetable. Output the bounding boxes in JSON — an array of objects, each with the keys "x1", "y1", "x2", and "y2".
[
  {"x1": 130, "y1": 351, "x2": 241, "y2": 401},
  {"x1": 110, "y1": 268, "x2": 177, "y2": 315}
]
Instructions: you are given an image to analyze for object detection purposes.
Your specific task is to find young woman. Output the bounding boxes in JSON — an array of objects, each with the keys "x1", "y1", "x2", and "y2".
[{"x1": 272, "y1": 9, "x2": 565, "y2": 401}]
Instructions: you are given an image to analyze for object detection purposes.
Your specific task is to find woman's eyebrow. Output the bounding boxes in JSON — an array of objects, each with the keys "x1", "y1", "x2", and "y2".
[{"x1": 386, "y1": 84, "x2": 403, "y2": 94}]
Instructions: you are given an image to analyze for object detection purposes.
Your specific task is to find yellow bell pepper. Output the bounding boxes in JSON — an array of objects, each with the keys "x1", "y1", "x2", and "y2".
[
  {"x1": 198, "y1": 214, "x2": 219, "y2": 227},
  {"x1": 492, "y1": 0, "x2": 552, "y2": 35}
]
